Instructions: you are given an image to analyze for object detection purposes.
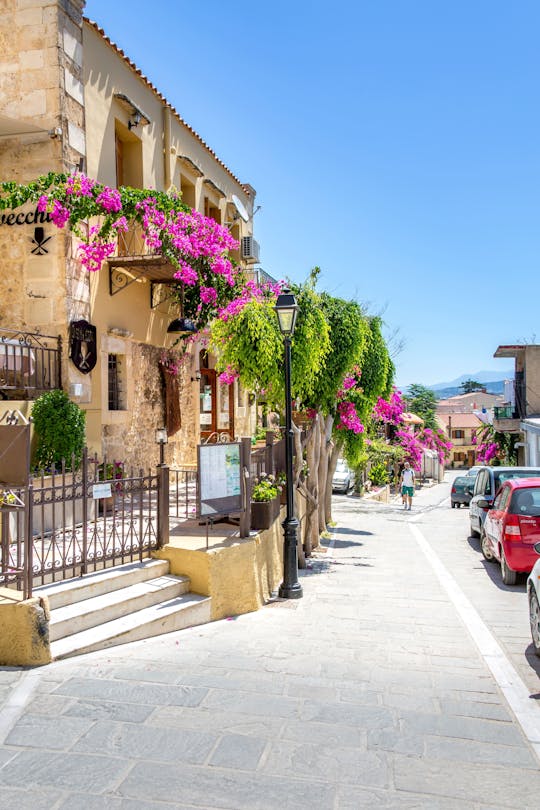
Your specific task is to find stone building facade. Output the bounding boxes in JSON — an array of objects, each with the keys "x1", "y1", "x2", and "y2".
[{"x1": 0, "y1": 0, "x2": 257, "y2": 469}]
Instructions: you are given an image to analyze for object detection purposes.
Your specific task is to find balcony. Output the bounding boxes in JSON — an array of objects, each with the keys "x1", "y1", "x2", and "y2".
[
  {"x1": 493, "y1": 404, "x2": 521, "y2": 434},
  {"x1": 494, "y1": 405, "x2": 515, "y2": 420},
  {"x1": 0, "y1": 329, "x2": 62, "y2": 400},
  {"x1": 108, "y1": 225, "x2": 178, "y2": 297}
]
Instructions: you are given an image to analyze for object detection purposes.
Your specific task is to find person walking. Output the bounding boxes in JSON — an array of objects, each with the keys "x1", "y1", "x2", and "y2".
[{"x1": 400, "y1": 461, "x2": 415, "y2": 510}]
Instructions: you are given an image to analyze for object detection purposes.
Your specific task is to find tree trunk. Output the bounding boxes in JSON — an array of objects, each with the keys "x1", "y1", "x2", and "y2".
[
  {"x1": 318, "y1": 414, "x2": 333, "y2": 533},
  {"x1": 326, "y1": 438, "x2": 342, "y2": 526},
  {"x1": 304, "y1": 414, "x2": 320, "y2": 556},
  {"x1": 292, "y1": 420, "x2": 306, "y2": 569}
]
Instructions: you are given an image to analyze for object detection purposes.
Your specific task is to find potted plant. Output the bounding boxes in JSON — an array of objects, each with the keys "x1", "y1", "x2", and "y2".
[
  {"x1": 251, "y1": 473, "x2": 279, "y2": 530},
  {"x1": 95, "y1": 460, "x2": 125, "y2": 514}
]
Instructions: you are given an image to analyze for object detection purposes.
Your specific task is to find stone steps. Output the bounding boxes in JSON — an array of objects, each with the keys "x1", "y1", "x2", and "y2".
[{"x1": 36, "y1": 558, "x2": 211, "y2": 660}]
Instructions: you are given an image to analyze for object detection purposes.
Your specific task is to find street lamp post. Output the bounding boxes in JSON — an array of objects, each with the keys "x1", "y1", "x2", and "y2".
[
  {"x1": 274, "y1": 289, "x2": 303, "y2": 600},
  {"x1": 155, "y1": 427, "x2": 168, "y2": 466}
]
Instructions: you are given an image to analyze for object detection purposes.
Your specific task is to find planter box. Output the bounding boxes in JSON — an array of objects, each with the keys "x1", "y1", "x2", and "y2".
[{"x1": 251, "y1": 499, "x2": 277, "y2": 531}]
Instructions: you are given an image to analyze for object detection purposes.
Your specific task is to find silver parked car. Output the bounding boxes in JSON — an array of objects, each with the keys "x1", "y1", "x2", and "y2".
[
  {"x1": 332, "y1": 459, "x2": 355, "y2": 493},
  {"x1": 469, "y1": 466, "x2": 540, "y2": 537}
]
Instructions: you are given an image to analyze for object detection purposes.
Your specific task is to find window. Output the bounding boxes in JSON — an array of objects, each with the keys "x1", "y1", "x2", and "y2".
[
  {"x1": 453, "y1": 430, "x2": 464, "y2": 439},
  {"x1": 204, "y1": 197, "x2": 221, "y2": 224},
  {"x1": 474, "y1": 470, "x2": 488, "y2": 496},
  {"x1": 115, "y1": 125, "x2": 143, "y2": 188},
  {"x1": 108, "y1": 354, "x2": 125, "y2": 410},
  {"x1": 180, "y1": 174, "x2": 196, "y2": 209},
  {"x1": 493, "y1": 486, "x2": 510, "y2": 511}
]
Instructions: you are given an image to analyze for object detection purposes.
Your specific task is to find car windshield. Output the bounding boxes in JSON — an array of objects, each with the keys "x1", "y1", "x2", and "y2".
[
  {"x1": 454, "y1": 477, "x2": 470, "y2": 485},
  {"x1": 495, "y1": 470, "x2": 540, "y2": 488},
  {"x1": 335, "y1": 460, "x2": 348, "y2": 473}
]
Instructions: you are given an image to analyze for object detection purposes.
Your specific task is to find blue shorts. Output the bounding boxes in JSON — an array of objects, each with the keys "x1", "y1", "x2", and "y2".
[{"x1": 401, "y1": 486, "x2": 414, "y2": 497}]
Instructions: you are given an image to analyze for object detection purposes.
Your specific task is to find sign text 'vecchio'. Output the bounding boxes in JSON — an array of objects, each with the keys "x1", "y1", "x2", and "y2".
[{"x1": 0, "y1": 208, "x2": 52, "y2": 227}]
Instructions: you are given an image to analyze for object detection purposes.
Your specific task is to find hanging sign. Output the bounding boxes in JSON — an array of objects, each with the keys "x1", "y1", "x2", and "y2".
[{"x1": 69, "y1": 319, "x2": 97, "y2": 374}]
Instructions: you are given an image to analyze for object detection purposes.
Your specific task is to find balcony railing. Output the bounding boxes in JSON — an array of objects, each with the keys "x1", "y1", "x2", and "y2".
[
  {"x1": 0, "y1": 329, "x2": 61, "y2": 400},
  {"x1": 494, "y1": 405, "x2": 515, "y2": 420}
]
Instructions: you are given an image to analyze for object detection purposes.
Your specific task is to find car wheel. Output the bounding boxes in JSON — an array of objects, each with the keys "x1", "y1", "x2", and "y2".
[
  {"x1": 470, "y1": 522, "x2": 480, "y2": 538},
  {"x1": 529, "y1": 591, "x2": 540, "y2": 657},
  {"x1": 451, "y1": 502, "x2": 456, "y2": 509},
  {"x1": 501, "y1": 549, "x2": 518, "y2": 586},
  {"x1": 480, "y1": 530, "x2": 495, "y2": 562}
]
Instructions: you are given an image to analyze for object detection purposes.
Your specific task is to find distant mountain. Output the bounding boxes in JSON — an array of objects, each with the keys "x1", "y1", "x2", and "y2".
[
  {"x1": 434, "y1": 380, "x2": 507, "y2": 399},
  {"x1": 430, "y1": 370, "x2": 514, "y2": 391}
]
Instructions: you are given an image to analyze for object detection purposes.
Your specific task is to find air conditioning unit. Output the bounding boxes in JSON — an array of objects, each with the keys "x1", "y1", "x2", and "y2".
[{"x1": 241, "y1": 236, "x2": 260, "y2": 263}]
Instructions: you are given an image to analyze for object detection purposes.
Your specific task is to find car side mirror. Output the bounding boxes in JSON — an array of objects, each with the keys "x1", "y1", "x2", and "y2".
[
  {"x1": 476, "y1": 498, "x2": 490, "y2": 509},
  {"x1": 534, "y1": 541, "x2": 540, "y2": 555}
]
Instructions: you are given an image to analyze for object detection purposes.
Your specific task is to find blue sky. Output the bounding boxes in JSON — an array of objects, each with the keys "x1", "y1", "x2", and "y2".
[{"x1": 85, "y1": 0, "x2": 539, "y2": 387}]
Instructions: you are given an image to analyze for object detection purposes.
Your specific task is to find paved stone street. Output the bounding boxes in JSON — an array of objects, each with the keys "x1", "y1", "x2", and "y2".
[{"x1": 1, "y1": 475, "x2": 540, "y2": 808}]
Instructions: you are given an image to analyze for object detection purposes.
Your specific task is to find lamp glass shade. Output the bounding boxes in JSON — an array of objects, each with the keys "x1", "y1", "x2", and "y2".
[
  {"x1": 274, "y1": 290, "x2": 299, "y2": 336},
  {"x1": 155, "y1": 427, "x2": 168, "y2": 444}
]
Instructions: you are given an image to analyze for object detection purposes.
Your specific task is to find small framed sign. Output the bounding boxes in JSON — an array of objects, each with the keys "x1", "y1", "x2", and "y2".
[{"x1": 92, "y1": 482, "x2": 112, "y2": 499}]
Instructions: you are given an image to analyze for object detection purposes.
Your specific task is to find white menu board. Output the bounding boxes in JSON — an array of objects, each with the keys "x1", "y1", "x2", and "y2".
[{"x1": 198, "y1": 443, "x2": 243, "y2": 517}]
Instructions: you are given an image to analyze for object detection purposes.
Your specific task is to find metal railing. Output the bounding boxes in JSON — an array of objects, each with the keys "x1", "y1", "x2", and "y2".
[
  {"x1": 494, "y1": 405, "x2": 515, "y2": 420},
  {"x1": 169, "y1": 468, "x2": 198, "y2": 520},
  {"x1": 0, "y1": 449, "x2": 164, "y2": 598},
  {"x1": 0, "y1": 329, "x2": 62, "y2": 400}
]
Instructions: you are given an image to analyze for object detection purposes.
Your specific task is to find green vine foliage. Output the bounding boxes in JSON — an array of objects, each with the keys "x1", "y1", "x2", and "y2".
[
  {"x1": 210, "y1": 276, "x2": 331, "y2": 409},
  {"x1": 358, "y1": 317, "x2": 392, "y2": 409},
  {"x1": 337, "y1": 317, "x2": 393, "y2": 467},
  {"x1": 288, "y1": 281, "x2": 330, "y2": 404},
  {"x1": 31, "y1": 390, "x2": 86, "y2": 471},
  {"x1": 210, "y1": 301, "x2": 285, "y2": 400},
  {"x1": 309, "y1": 291, "x2": 369, "y2": 415}
]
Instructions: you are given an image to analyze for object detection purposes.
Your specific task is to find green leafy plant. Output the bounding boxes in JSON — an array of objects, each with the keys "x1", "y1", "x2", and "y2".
[
  {"x1": 0, "y1": 489, "x2": 17, "y2": 507},
  {"x1": 251, "y1": 473, "x2": 279, "y2": 502},
  {"x1": 96, "y1": 460, "x2": 125, "y2": 492},
  {"x1": 369, "y1": 461, "x2": 388, "y2": 486},
  {"x1": 31, "y1": 389, "x2": 86, "y2": 471}
]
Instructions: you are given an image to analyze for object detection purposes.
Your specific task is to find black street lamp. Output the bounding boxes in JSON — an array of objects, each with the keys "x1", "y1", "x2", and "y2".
[
  {"x1": 274, "y1": 289, "x2": 303, "y2": 600},
  {"x1": 155, "y1": 426, "x2": 168, "y2": 466}
]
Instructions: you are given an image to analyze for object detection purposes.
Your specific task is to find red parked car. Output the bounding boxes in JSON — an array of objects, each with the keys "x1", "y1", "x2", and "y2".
[{"x1": 480, "y1": 478, "x2": 540, "y2": 585}]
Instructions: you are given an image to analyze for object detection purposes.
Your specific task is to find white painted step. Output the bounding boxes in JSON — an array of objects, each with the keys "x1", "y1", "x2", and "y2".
[
  {"x1": 50, "y1": 593, "x2": 212, "y2": 660},
  {"x1": 38, "y1": 559, "x2": 170, "y2": 610},
  {"x1": 49, "y1": 574, "x2": 191, "y2": 642}
]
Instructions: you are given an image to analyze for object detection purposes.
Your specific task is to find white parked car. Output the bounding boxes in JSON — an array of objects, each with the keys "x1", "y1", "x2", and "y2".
[
  {"x1": 332, "y1": 459, "x2": 355, "y2": 494},
  {"x1": 527, "y1": 541, "x2": 540, "y2": 657}
]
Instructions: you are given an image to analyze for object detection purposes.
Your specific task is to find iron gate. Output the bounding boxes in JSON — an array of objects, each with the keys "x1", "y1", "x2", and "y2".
[{"x1": 0, "y1": 448, "x2": 168, "y2": 598}]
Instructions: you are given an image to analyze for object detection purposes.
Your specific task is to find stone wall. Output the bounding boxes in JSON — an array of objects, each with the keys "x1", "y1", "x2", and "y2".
[
  {"x1": 100, "y1": 341, "x2": 199, "y2": 470},
  {"x1": 0, "y1": 0, "x2": 88, "y2": 343}
]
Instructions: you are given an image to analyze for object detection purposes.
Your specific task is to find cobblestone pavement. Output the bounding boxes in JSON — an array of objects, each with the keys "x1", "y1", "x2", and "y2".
[{"x1": 0, "y1": 475, "x2": 539, "y2": 809}]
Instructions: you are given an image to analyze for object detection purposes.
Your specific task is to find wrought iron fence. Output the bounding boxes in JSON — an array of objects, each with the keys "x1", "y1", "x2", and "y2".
[
  {"x1": 169, "y1": 467, "x2": 198, "y2": 520},
  {"x1": 0, "y1": 329, "x2": 62, "y2": 400},
  {"x1": 0, "y1": 449, "x2": 164, "y2": 598}
]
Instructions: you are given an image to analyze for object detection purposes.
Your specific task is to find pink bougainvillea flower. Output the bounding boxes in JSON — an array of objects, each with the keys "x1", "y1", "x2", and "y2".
[
  {"x1": 219, "y1": 365, "x2": 239, "y2": 385},
  {"x1": 200, "y1": 286, "x2": 218, "y2": 305}
]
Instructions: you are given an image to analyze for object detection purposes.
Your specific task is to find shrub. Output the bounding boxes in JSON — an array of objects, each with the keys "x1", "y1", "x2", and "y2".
[
  {"x1": 31, "y1": 389, "x2": 86, "y2": 470},
  {"x1": 369, "y1": 461, "x2": 388, "y2": 486}
]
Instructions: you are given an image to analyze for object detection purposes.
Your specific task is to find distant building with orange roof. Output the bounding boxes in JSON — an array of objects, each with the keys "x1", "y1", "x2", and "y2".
[{"x1": 436, "y1": 411, "x2": 483, "y2": 468}]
